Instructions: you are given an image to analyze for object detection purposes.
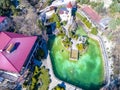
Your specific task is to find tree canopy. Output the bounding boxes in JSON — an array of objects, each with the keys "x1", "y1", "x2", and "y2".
[
  {"x1": 0, "y1": 0, "x2": 19, "y2": 16},
  {"x1": 95, "y1": 2, "x2": 104, "y2": 14},
  {"x1": 109, "y1": 1, "x2": 120, "y2": 13},
  {"x1": 91, "y1": 27, "x2": 98, "y2": 35},
  {"x1": 108, "y1": 18, "x2": 120, "y2": 30},
  {"x1": 77, "y1": 0, "x2": 90, "y2": 4},
  {"x1": 50, "y1": 13, "x2": 61, "y2": 28}
]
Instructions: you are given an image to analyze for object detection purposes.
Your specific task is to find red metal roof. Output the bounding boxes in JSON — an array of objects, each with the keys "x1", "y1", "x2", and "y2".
[
  {"x1": 67, "y1": 1, "x2": 72, "y2": 8},
  {"x1": 0, "y1": 16, "x2": 6, "y2": 23},
  {"x1": 0, "y1": 32, "x2": 37, "y2": 73},
  {"x1": 82, "y1": 6, "x2": 101, "y2": 23}
]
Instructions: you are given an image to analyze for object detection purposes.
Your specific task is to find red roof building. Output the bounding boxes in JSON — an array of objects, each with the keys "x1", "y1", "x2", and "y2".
[
  {"x1": 0, "y1": 32, "x2": 37, "y2": 73},
  {"x1": 67, "y1": 1, "x2": 72, "y2": 8},
  {"x1": 82, "y1": 6, "x2": 101, "y2": 23},
  {"x1": 0, "y1": 16, "x2": 6, "y2": 23}
]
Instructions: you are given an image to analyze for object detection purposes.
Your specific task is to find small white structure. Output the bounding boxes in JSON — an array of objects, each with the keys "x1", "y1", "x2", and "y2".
[
  {"x1": 71, "y1": 36, "x2": 87, "y2": 50},
  {"x1": 59, "y1": 1, "x2": 73, "y2": 22},
  {"x1": 59, "y1": 7, "x2": 69, "y2": 21},
  {"x1": 99, "y1": 17, "x2": 111, "y2": 30},
  {"x1": 46, "y1": 10, "x2": 55, "y2": 19}
]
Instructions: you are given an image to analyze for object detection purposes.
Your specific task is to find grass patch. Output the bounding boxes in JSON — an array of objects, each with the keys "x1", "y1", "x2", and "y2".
[
  {"x1": 48, "y1": 36, "x2": 104, "y2": 90},
  {"x1": 91, "y1": 27, "x2": 98, "y2": 35},
  {"x1": 76, "y1": 26, "x2": 87, "y2": 36}
]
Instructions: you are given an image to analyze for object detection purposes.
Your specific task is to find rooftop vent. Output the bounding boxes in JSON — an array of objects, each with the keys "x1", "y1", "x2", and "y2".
[
  {"x1": 6, "y1": 43, "x2": 14, "y2": 53},
  {"x1": 6, "y1": 42, "x2": 20, "y2": 53}
]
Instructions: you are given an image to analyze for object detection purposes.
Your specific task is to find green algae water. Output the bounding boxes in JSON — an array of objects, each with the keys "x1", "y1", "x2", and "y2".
[{"x1": 48, "y1": 36, "x2": 104, "y2": 90}]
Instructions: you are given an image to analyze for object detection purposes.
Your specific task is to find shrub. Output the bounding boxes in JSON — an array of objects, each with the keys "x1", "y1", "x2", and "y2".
[
  {"x1": 91, "y1": 27, "x2": 98, "y2": 35},
  {"x1": 85, "y1": 20, "x2": 92, "y2": 29},
  {"x1": 76, "y1": 43, "x2": 84, "y2": 51}
]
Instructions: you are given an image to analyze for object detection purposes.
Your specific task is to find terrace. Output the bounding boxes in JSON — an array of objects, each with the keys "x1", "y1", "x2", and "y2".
[{"x1": 70, "y1": 49, "x2": 79, "y2": 60}]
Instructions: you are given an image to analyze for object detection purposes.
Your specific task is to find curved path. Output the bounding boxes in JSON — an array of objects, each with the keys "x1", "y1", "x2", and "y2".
[{"x1": 77, "y1": 10, "x2": 110, "y2": 87}]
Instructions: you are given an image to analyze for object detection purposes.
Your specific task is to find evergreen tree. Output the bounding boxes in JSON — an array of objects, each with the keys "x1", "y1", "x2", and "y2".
[{"x1": 0, "y1": 0, "x2": 18, "y2": 16}]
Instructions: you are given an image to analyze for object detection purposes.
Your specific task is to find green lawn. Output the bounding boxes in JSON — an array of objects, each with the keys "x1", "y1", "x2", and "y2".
[
  {"x1": 48, "y1": 36, "x2": 104, "y2": 90},
  {"x1": 76, "y1": 26, "x2": 87, "y2": 36}
]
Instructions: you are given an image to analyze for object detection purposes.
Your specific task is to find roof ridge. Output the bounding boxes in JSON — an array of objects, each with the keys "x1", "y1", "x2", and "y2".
[
  {"x1": 2, "y1": 52, "x2": 19, "y2": 72},
  {"x1": 3, "y1": 32, "x2": 12, "y2": 38},
  {"x1": 2, "y1": 32, "x2": 12, "y2": 51},
  {"x1": 11, "y1": 36, "x2": 37, "y2": 39},
  {"x1": 4, "y1": 32, "x2": 37, "y2": 38},
  {"x1": 4, "y1": 32, "x2": 18, "y2": 38}
]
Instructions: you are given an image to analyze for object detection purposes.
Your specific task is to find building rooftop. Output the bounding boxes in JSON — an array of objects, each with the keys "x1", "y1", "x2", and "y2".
[
  {"x1": 59, "y1": 7, "x2": 69, "y2": 14},
  {"x1": 67, "y1": 1, "x2": 72, "y2": 8},
  {"x1": 0, "y1": 32, "x2": 37, "y2": 73},
  {"x1": 0, "y1": 16, "x2": 6, "y2": 23},
  {"x1": 82, "y1": 6, "x2": 101, "y2": 23}
]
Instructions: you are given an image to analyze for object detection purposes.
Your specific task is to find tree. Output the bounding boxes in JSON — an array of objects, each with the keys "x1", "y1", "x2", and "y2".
[
  {"x1": 37, "y1": 19, "x2": 45, "y2": 30},
  {"x1": 28, "y1": 0, "x2": 39, "y2": 6},
  {"x1": 85, "y1": 20, "x2": 92, "y2": 29},
  {"x1": 77, "y1": 0, "x2": 90, "y2": 4},
  {"x1": 52, "y1": 86, "x2": 65, "y2": 90},
  {"x1": 108, "y1": 18, "x2": 120, "y2": 30},
  {"x1": 91, "y1": 27, "x2": 98, "y2": 35},
  {"x1": 0, "y1": 0, "x2": 11, "y2": 16},
  {"x1": 50, "y1": 13, "x2": 61, "y2": 28},
  {"x1": 47, "y1": 0, "x2": 52, "y2": 5},
  {"x1": 76, "y1": 43, "x2": 84, "y2": 51},
  {"x1": 89, "y1": 2, "x2": 98, "y2": 8},
  {"x1": 36, "y1": 48, "x2": 45, "y2": 60},
  {"x1": 0, "y1": 0, "x2": 18, "y2": 16},
  {"x1": 95, "y1": 2, "x2": 104, "y2": 14},
  {"x1": 109, "y1": 2, "x2": 120, "y2": 13},
  {"x1": 11, "y1": 5, "x2": 19, "y2": 16},
  {"x1": 0, "y1": 0, "x2": 11, "y2": 9}
]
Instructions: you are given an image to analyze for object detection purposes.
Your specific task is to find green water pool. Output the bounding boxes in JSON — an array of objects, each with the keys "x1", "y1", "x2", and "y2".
[{"x1": 48, "y1": 35, "x2": 104, "y2": 90}]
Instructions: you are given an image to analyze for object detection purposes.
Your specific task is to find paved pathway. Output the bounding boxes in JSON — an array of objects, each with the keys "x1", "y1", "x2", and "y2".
[{"x1": 77, "y1": 9, "x2": 110, "y2": 86}]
